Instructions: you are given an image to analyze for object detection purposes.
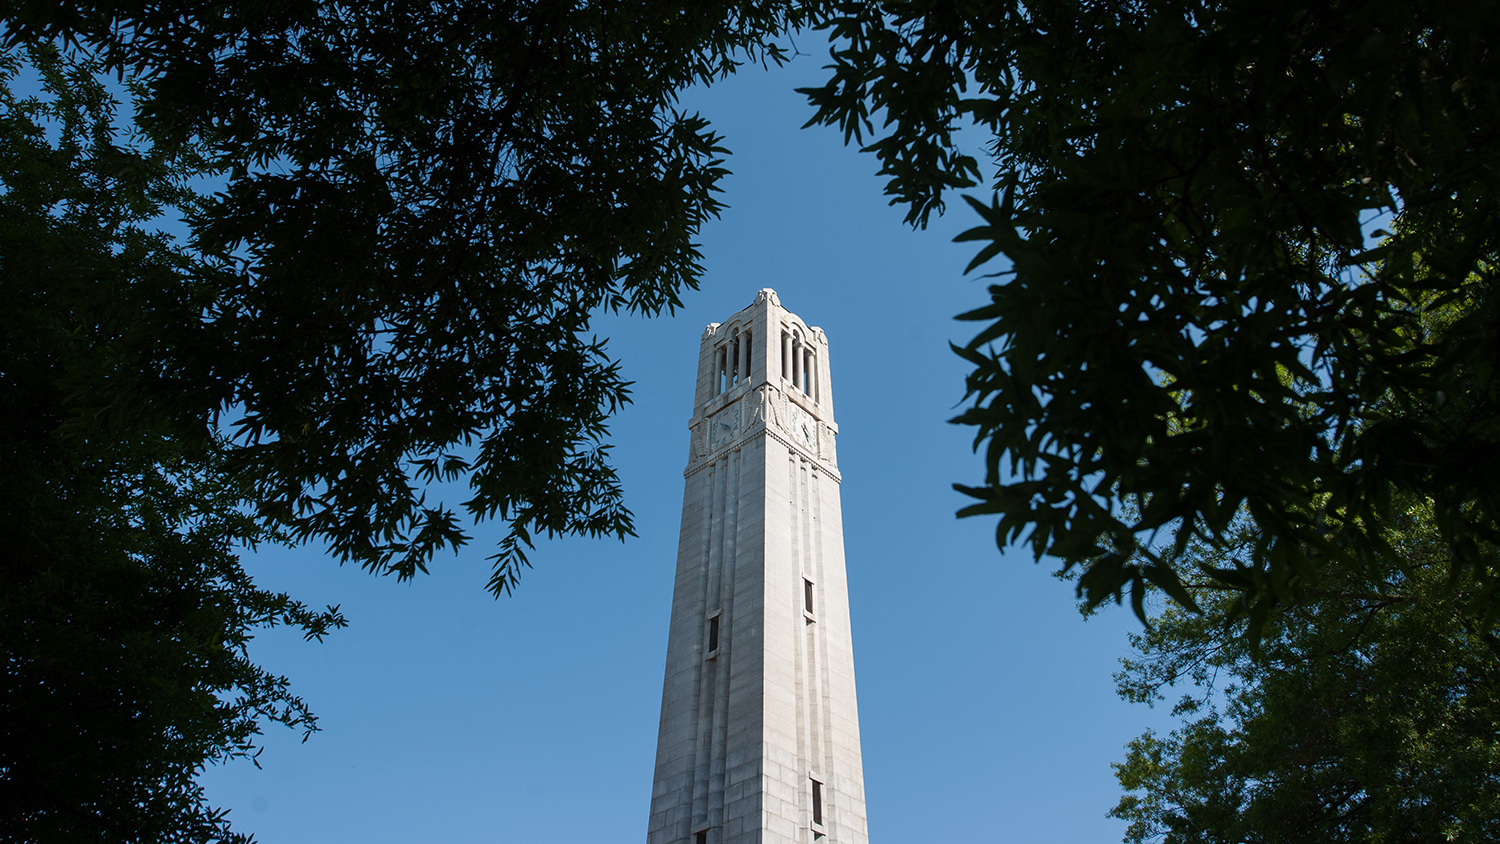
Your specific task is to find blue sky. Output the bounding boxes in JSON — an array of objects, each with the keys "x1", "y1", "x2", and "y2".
[{"x1": 198, "y1": 50, "x2": 1175, "y2": 843}]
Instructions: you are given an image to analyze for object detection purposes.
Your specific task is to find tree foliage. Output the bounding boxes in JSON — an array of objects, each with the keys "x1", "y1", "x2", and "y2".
[
  {"x1": 1109, "y1": 506, "x2": 1500, "y2": 843},
  {"x1": 2, "y1": 2, "x2": 817, "y2": 839},
  {"x1": 801, "y1": 0, "x2": 1500, "y2": 625},
  {"x1": 0, "y1": 44, "x2": 343, "y2": 843},
  {"x1": 5, "y1": 0, "x2": 815, "y2": 592}
]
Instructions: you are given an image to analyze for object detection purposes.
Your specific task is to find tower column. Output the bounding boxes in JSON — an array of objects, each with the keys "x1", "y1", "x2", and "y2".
[
  {"x1": 792, "y1": 337, "x2": 802, "y2": 394},
  {"x1": 738, "y1": 330, "x2": 751, "y2": 387},
  {"x1": 781, "y1": 332, "x2": 792, "y2": 382}
]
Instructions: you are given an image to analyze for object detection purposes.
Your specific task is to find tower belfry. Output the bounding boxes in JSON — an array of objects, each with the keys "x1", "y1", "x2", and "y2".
[{"x1": 647, "y1": 289, "x2": 869, "y2": 844}]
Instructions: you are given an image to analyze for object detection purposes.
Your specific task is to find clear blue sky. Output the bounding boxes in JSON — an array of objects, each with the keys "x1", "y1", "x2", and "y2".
[{"x1": 198, "y1": 50, "x2": 1174, "y2": 843}]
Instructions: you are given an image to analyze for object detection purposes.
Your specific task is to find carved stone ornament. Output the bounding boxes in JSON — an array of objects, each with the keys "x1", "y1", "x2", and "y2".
[
  {"x1": 748, "y1": 385, "x2": 781, "y2": 432},
  {"x1": 689, "y1": 422, "x2": 708, "y2": 460}
]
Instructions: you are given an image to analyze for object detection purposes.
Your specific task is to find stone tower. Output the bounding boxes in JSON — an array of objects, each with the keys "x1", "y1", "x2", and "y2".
[{"x1": 647, "y1": 289, "x2": 868, "y2": 844}]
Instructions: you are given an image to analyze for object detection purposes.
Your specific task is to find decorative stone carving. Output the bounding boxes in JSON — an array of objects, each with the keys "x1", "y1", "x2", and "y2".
[
  {"x1": 688, "y1": 422, "x2": 708, "y2": 462},
  {"x1": 747, "y1": 384, "x2": 781, "y2": 433}
]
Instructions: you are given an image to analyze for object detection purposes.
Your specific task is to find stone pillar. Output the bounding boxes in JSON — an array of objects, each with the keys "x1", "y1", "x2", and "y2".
[
  {"x1": 737, "y1": 331, "x2": 750, "y2": 387},
  {"x1": 786, "y1": 329, "x2": 798, "y2": 383},
  {"x1": 792, "y1": 337, "x2": 802, "y2": 394}
]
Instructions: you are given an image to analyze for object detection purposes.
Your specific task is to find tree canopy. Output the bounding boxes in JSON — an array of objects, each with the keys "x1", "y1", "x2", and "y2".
[
  {"x1": 801, "y1": 0, "x2": 1500, "y2": 627},
  {"x1": 1109, "y1": 505, "x2": 1500, "y2": 843},
  {"x1": 0, "y1": 44, "x2": 343, "y2": 842},
  {"x1": 1, "y1": 3, "x2": 815, "y2": 839},
  {"x1": 12, "y1": 0, "x2": 1500, "y2": 838},
  {"x1": 5, "y1": 0, "x2": 815, "y2": 592},
  {"x1": 797, "y1": 3, "x2": 1500, "y2": 831}
]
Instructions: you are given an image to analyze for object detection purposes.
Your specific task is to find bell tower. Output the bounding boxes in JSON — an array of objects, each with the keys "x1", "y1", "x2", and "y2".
[{"x1": 646, "y1": 289, "x2": 869, "y2": 844}]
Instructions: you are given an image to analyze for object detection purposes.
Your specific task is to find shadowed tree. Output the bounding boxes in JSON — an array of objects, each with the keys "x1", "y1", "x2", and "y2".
[
  {"x1": 1, "y1": 44, "x2": 343, "y2": 843},
  {"x1": 5, "y1": 0, "x2": 819, "y2": 592},
  {"x1": 1109, "y1": 503, "x2": 1500, "y2": 843},
  {"x1": 1, "y1": 3, "x2": 819, "y2": 840},
  {"x1": 800, "y1": 0, "x2": 1500, "y2": 631}
]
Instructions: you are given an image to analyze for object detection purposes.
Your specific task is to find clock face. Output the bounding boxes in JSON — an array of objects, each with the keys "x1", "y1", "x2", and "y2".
[
  {"x1": 791, "y1": 406, "x2": 817, "y2": 449},
  {"x1": 708, "y1": 403, "x2": 740, "y2": 451}
]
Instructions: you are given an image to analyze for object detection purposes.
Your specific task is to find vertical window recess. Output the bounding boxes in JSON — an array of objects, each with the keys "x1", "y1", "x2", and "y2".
[
  {"x1": 811, "y1": 778, "x2": 824, "y2": 826},
  {"x1": 707, "y1": 615, "x2": 720, "y2": 654},
  {"x1": 804, "y1": 578, "x2": 815, "y2": 616},
  {"x1": 695, "y1": 831, "x2": 707, "y2": 844}
]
